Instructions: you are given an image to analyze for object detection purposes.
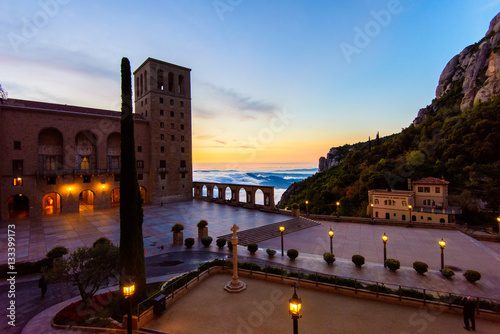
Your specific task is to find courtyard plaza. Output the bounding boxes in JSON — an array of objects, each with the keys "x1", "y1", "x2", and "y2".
[{"x1": 1, "y1": 200, "x2": 500, "y2": 333}]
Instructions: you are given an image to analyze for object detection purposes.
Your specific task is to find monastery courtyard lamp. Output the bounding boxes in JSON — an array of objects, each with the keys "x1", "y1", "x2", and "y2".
[
  {"x1": 305, "y1": 200, "x2": 309, "y2": 216},
  {"x1": 123, "y1": 282, "x2": 135, "y2": 334},
  {"x1": 497, "y1": 216, "x2": 500, "y2": 235},
  {"x1": 408, "y1": 205, "x2": 413, "y2": 227},
  {"x1": 289, "y1": 283, "x2": 302, "y2": 334},
  {"x1": 280, "y1": 225, "x2": 285, "y2": 256},
  {"x1": 336, "y1": 201, "x2": 340, "y2": 220},
  {"x1": 328, "y1": 227, "x2": 334, "y2": 254},
  {"x1": 382, "y1": 233, "x2": 388, "y2": 268},
  {"x1": 439, "y1": 238, "x2": 446, "y2": 270}
]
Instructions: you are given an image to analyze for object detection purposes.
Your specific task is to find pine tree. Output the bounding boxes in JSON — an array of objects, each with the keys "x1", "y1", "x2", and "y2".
[
  {"x1": 375, "y1": 131, "x2": 380, "y2": 146},
  {"x1": 119, "y1": 57, "x2": 146, "y2": 304},
  {"x1": 368, "y1": 136, "x2": 371, "y2": 152}
]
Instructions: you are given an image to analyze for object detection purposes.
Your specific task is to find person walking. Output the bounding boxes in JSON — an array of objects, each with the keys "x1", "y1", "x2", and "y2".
[
  {"x1": 463, "y1": 296, "x2": 475, "y2": 331},
  {"x1": 38, "y1": 275, "x2": 48, "y2": 298}
]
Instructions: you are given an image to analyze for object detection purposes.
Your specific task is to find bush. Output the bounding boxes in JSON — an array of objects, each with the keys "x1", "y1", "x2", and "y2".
[
  {"x1": 441, "y1": 268, "x2": 455, "y2": 278},
  {"x1": 352, "y1": 255, "x2": 365, "y2": 267},
  {"x1": 197, "y1": 220, "x2": 208, "y2": 228},
  {"x1": 171, "y1": 223, "x2": 184, "y2": 233},
  {"x1": 464, "y1": 270, "x2": 481, "y2": 283},
  {"x1": 46, "y1": 246, "x2": 68, "y2": 259},
  {"x1": 184, "y1": 238, "x2": 195, "y2": 248},
  {"x1": 385, "y1": 259, "x2": 400, "y2": 272},
  {"x1": 201, "y1": 236, "x2": 213, "y2": 248},
  {"x1": 287, "y1": 249, "x2": 299, "y2": 260},
  {"x1": 227, "y1": 241, "x2": 233, "y2": 251},
  {"x1": 216, "y1": 238, "x2": 226, "y2": 249},
  {"x1": 239, "y1": 262, "x2": 261, "y2": 271},
  {"x1": 247, "y1": 243, "x2": 258, "y2": 254},
  {"x1": 413, "y1": 261, "x2": 428, "y2": 275},
  {"x1": 291, "y1": 203, "x2": 299, "y2": 210},
  {"x1": 266, "y1": 249, "x2": 276, "y2": 257},
  {"x1": 92, "y1": 237, "x2": 112, "y2": 248},
  {"x1": 323, "y1": 252, "x2": 335, "y2": 264}
]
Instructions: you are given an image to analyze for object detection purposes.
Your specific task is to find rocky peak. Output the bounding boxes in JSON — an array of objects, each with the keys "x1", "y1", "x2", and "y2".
[{"x1": 434, "y1": 12, "x2": 500, "y2": 113}]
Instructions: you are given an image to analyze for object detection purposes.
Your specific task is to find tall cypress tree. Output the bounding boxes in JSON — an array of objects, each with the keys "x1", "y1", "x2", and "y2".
[{"x1": 119, "y1": 57, "x2": 146, "y2": 303}]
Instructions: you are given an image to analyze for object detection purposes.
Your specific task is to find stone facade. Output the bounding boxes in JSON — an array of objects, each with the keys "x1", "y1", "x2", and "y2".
[{"x1": 0, "y1": 58, "x2": 192, "y2": 220}]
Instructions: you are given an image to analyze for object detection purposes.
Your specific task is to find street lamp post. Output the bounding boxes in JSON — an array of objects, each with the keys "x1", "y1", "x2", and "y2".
[
  {"x1": 280, "y1": 225, "x2": 285, "y2": 256},
  {"x1": 382, "y1": 233, "x2": 388, "y2": 268},
  {"x1": 497, "y1": 216, "x2": 500, "y2": 236},
  {"x1": 439, "y1": 238, "x2": 446, "y2": 270},
  {"x1": 328, "y1": 227, "x2": 334, "y2": 254},
  {"x1": 336, "y1": 201, "x2": 340, "y2": 220},
  {"x1": 370, "y1": 203, "x2": 374, "y2": 224},
  {"x1": 408, "y1": 205, "x2": 413, "y2": 227},
  {"x1": 289, "y1": 283, "x2": 302, "y2": 334},
  {"x1": 123, "y1": 282, "x2": 135, "y2": 334},
  {"x1": 305, "y1": 200, "x2": 309, "y2": 217}
]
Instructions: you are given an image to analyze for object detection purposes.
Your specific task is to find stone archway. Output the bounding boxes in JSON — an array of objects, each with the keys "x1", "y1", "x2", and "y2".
[
  {"x1": 239, "y1": 188, "x2": 247, "y2": 203},
  {"x1": 79, "y1": 190, "x2": 95, "y2": 212},
  {"x1": 111, "y1": 188, "x2": 120, "y2": 207},
  {"x1": 7, "y1": 195, "x2": 29, "y2": 219},
  {"x1": 42, "y1": 192, "x2": 61, "y2": 215}
]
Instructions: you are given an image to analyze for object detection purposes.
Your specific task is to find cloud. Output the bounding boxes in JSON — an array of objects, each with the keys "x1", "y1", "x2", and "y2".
[{"x1": 214, "y1": 140, "x2": 227, "y2": 145}]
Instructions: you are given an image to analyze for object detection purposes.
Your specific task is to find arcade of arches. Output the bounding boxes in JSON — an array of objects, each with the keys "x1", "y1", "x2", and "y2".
[{"x1": 192, "y1": 182, "x2": 276, "y2": 209}]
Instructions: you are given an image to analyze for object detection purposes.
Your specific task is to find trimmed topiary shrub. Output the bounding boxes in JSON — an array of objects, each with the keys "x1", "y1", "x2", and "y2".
[
  {"x1": 352, "y1": 255, "x2": 365, "y2": 267},
  {"x1": 184, "y1": 238, "x2": 195, "y2": 248},
  {"x1": 287, "y1": 249, "x2": 299, "y2": 260},
  {"x1": 197, "y1": 220, "x2": 208, "y2": 228},
  {"x1": 227, "y1": 241, "x2": 233, "y2": 251},
  {"x1": 266, "y1": 249, "x2": 276, "y2": 257},
  {"x1": 323, "y1": 252, "x2": 335, "y2": 264},
  {"x1": 46, "y1": 246, "x2": 68, "y2": 259},
  {"x1": 201, "y1": 236, "x2": 213, "y2": 248},
  {"x1": 413, "y1": 261, "x2": 429, "y2": 275},
  {"x1": 171, "y1": 223, "x2": 184, "y2": 233},
  {"x1": 93, "y1": 237, "x2": 112, "y2": 248},
  {"x1": 291, "y1": 203, "x2": 299, "y2": 210},
  {"x1": 441, "y1": 268, "x2": 455, "y2": 278},
  {"x1": 247, "y1": 243, "x2": 258, "y2": 254},
  {"x1": 464, "y1": 270, "x2": 481, "y2": 283},
  {"x1": 385, "y1": 259, "x2": 400, "y2": 272},
  {"x1": 216, "y1": 238, "x2": 226, "y2": 249}
]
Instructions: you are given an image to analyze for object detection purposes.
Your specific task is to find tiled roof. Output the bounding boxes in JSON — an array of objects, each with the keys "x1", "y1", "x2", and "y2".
[
  {"x1": 2, "y1": 99, "x2": 146, "y2": 120},
  {"x1": 413, "y1": 177, "x2": 449, "y2": 185}
]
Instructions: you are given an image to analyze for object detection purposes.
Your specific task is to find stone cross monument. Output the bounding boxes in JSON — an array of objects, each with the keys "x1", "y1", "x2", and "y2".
[{"x1": 224, "y1": 224, "x2": 246, "y2": 293}]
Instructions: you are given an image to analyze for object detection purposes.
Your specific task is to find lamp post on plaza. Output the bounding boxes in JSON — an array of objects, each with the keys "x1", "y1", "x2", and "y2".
[
  {"x1": 305, "y1": 200, "x2": 309, "y2": 217},
  {"x1": 370, "y1": 203, "x2": 374, "y2": 224},
  {"x1": 328, "y1": 227, "x2": 334, "y2": 254},
  {"x1": 497, "y1": 216, "x2": 500, "y2": 235},
  {"x1": 408, "y1": 205, "x2": 413, "y2": 227},
  {"x1": 439, "y1": 238, "x2": 446, "y2": 270},
  {"x1": 289, "y1": 283, "x2": 302, "y2": 334},
  {"x1": 280, "y1": 225, "x2": 285, "y2": 256},
  {"x1": 382, "y1": 233, "x2": 388, "y2": 268},
  {"x1": 123, "y1": 282, "x2": 135, "y2": 334},
  {"x1": 336, "y1": 201, "x2": 340, "y2": 220}
]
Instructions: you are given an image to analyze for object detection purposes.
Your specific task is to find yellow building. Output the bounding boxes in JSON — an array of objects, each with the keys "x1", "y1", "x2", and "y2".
[{"x1": 368, "y1": 177, "x2": 460, "y2": 224}]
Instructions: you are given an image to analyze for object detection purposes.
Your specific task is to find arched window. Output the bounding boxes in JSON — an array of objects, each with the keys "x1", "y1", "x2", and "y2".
[
  {"x1": 178, "y1": 75, "x2": 185, "y2": 94},
  {"x1": 168, "y1": 72, "x2": 174, "y2": 92},
  {"x1": 157, "y1": 70, "x2": 164, "y2": 90},
  {"x1": 402, "y1": 201, "x2": 407, "y2": 207},
  {"x1": 140, "y1": 73, "x2": 143, "y2": 96},
  {"x1": 374, "y1": 199, "x2": 379, "y2": 204},
  {"x1": 239, "y1": 188, "x2": 246, "y2": 203},
  {"x1": 38, "y1": 128, "x2": 63, "y2": 173},
  {"x1": 144, "y1": 70, "x2": 148, "y2": 92}
]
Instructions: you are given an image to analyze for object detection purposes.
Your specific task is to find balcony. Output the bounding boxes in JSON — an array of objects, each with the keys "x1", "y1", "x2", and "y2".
[
  {"x1": 107, "y1": 168, "x2": 120, "y2": 174},
  {"x1": 158, "y1": 167, "x2": 169, "y2": 173},
  {"x1": 74, "y1": 169, "x2": 101, "y2": 175},
  {"x1": 179, "y1": 167, "x2": 188, "y2": 173},
  {"x1": 36, "y1": 169, "x2": 67, "y2": 177}
]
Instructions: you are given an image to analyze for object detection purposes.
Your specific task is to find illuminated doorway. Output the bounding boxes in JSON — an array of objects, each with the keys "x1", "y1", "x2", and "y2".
[
  {"x1": 42, "y1": 193, "x2": 61, "y2": 215},
  {"x1": 7, "y1": 195, "x2": 29, "y2": 219},
  {"x1": 79, "y1": 190, "x2": 95, "y2": 212},
  {"x1": 111, "y1": 188, "x2": 120, "y2": 207}
]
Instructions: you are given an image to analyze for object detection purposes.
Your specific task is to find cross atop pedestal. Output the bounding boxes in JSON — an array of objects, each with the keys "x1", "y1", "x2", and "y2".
[
  {"x1": 231, "y1": 224, "x2": 239, "y2": 238},
  {"x1": 224, "y1": 223, "x2": 246, "y2": 293}
]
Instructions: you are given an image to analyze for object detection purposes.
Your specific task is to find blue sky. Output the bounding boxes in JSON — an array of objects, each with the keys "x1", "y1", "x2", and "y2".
[{"x1": 1, "y1": 0, "x2": 499, "y2": 167}]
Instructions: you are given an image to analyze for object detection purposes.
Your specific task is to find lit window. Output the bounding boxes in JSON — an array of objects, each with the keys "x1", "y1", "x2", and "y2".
[
  {"x1": 402, "y1": 201, "x2": 407, "y2": 206},
  {"x1": 13, "y1": 177, "x2": 23, "y2": 186}
]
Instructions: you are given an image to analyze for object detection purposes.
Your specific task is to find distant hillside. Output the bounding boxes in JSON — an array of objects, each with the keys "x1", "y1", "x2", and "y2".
[{"x1": 279, "y1": 13, "x2": 500, "y2": 224}]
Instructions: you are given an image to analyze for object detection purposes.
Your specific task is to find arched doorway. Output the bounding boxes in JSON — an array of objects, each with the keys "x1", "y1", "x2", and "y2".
[
  {"x1": 140, "y1": 186, "x2": 147, "y2": 203},
  {"x1": 42, "y1": 193, "x2": 61, "y2": 215},
  {"x1": 239, "y1": 188, "x2": 246, "y2": 203},
  {"x1": 7, "y1": 195, "x2": 29, "y2": 218},
  {"x1": 79, "y1": 190, "x2": 95, "y2": 212},
  {"x1": 213, "y1": 186, "x2": 219, "y2": 199},
  {"x1": 225, "y1": 187, "x2": 231, "y2": 201},
  {"x1": 255, "y1": 189, "x2": 264, "y2": 205},
  {"x1": 385, "y1": 213, "x2": 390, "y2": 219},
  {"x1": 402, "y1": 214, "x2": 406, "y2": 221},
  {"x1": 111, "y1": 188, "x2": 120, "y2": 207},
  {"x1": 202, "y1": 185, "x2": 207, "y2": 197}
]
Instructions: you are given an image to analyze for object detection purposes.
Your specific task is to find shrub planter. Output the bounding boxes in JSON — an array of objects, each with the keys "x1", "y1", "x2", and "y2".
[
  {"x1": 291, "y1": 203, "x2": 300, "y2": 217},
  {"x1": 385, "y1": 259, "x2": 400, "y2": 272},
  {"x1": 197, "y1": 220, "x2": 208, "y2": 239},
  {"x1": 184, "y1": 238, "x2": 195, "y2": 249},
  {"x1": 463, "y1": 270, "x2": 481, "y2": 283},
  {"x1": 441, "y1": 268, "x2": 455, "y2": 279},
  {"x1": 323, "y1": 252, "x2": 335, "y2": 265},
  {"x1": 247, "y1": 243, "x2": 258, "y2": 254},
  {"x1": 413, "y1": 261, "x2": 428, "y2": 275},
  {"x1": 216, "y1": 238, "x2": 226, "y2": 249},
  {"x1": 266, "y1": 249, "x2": 276, "y2": 257},
  {"x1": 201, "y1": 236, "x2": 213, "y2": 248},
  {"x1": 227, "y1": 242, "x2": 233, "y2": 251},
  {"x1": 287, "y1": 249, "x2": 299, "y2": 260},
  {"x1": 171, "y1": 224, "x2": 184, "y2": 246},
  {"x1": 47, "y1": 246, "x2": 68, "y2": 270},
  {"x1": 352, "y1": 255, "x2": 365, "y2": 267}
]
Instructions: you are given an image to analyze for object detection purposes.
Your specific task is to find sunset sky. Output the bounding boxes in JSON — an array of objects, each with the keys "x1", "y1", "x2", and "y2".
[{"x1": 1, "y1": 1, "x2": 499, "y2": 169}]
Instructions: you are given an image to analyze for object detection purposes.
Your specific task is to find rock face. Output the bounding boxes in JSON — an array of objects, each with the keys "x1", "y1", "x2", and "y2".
[{"x1": 435, "y1": 12, "x2": 500, "y2": 111}]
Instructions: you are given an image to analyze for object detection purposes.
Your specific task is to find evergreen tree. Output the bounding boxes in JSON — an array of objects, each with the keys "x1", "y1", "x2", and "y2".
[
  {"x1": 119, "y1": 57, "x2": 147, "y2": 304},
  {"x1": 375, "y1": 131, "x2": 380, "y2": 146},
  {"x1": 368, "y1": 136, "x2": 371, "y2": 152}
]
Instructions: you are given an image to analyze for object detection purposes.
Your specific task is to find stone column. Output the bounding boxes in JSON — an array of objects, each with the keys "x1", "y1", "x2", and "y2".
[{"x1": 224, "y1": 224, "x2": 246, "y2": 293}]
